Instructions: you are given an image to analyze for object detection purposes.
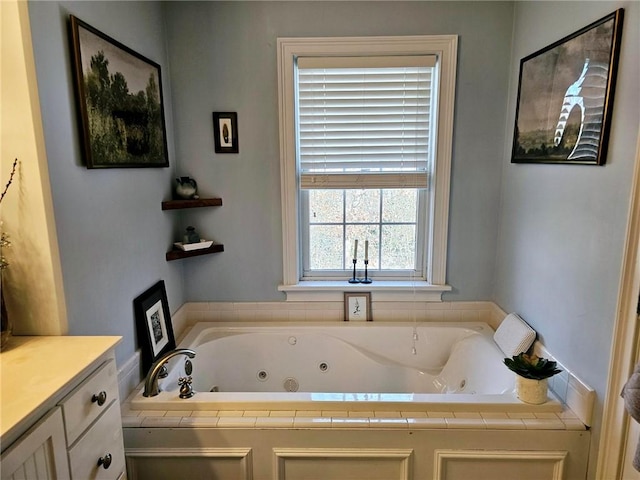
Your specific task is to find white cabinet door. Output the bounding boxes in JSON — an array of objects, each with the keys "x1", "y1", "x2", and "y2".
[{"x1": 1, "y1": 407, "x2": 70, "y2": 480}]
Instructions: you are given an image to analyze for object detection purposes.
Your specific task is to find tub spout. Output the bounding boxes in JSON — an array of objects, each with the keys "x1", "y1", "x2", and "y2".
[{"x1": 143, "y1": 348, "x2": 196, "y2": 397}]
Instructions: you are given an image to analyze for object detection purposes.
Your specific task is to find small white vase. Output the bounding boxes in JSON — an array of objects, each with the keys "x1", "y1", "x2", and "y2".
[{"x1": 515, "y1": 376, "x2": 549, "y2": 404}]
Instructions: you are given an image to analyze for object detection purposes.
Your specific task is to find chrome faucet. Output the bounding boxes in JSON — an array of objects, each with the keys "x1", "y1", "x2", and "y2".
[{"x1": 143, "y1": 348, "x2": 196, "y2": 397}]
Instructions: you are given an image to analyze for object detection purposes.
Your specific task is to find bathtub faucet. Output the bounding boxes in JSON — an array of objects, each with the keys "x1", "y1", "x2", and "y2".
[{"x1": 143, "y1": 348, "x2": 196, "y2": 397}]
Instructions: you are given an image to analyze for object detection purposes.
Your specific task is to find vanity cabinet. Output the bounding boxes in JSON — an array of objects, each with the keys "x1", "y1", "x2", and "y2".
[
  {"x1": 1, "y1": 407, "x2": 70, "y2": 479},
  {"x1": 62, "y1": 359, "x2": 126, "y2": 479},
  {"x1": 0, "y1": 336, "x2": 124, "y2": 480},
  {"x1": 162, "y1": 198, "x2": 225, "y2": 261}
]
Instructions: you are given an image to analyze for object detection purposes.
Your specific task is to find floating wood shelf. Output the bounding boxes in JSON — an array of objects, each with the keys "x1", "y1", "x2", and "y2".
[
  {"x1": 166, "y1": 243, "x2": 224, "y2": 261},
  {"x1": 161, "y1": 198, "x2": 223, "y2": 210},
  {"x1": 162, "y1": 197, "x2": 223, "y2": 261}
]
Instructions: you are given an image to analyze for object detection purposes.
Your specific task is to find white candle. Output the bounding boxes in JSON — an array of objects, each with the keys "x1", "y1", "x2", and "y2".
[
  {"x1": 353, "y1": 239, "x2": 358, "y2": 260},
  {"x1": 365, "y1": 240, "x2": 369, "y2": 261}
]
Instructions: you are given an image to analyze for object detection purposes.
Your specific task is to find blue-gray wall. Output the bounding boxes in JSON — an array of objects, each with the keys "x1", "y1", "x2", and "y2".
[
  {"x1": 26, "y1": 4, "x2": 640, "y2": 474},
  {"x1": 164, "y1": 1, "x2": 514, "y2": 302},
  {"x1": 28, "y1": 1, "x2": 184, "y2": 367},
  {"x1": 494, "y1": 1, "x2": 640, "y2": 475}
]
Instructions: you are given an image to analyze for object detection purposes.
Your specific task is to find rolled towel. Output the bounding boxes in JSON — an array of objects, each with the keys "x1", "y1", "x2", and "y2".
[
  {"x1": 621, "y1": 363, "x2": 640, "y2": 471},
  {"x1": 494, "y1": 313, "x2": 536, "y2": 357}
]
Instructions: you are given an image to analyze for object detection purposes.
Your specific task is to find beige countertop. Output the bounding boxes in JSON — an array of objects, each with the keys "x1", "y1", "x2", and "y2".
[{"x1": 0, "y1": 335, "x2": 121, "y2": 444}]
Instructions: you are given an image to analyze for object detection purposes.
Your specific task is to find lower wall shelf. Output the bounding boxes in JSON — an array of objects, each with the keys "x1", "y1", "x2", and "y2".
[{"x1": 166, "y1": 244, "x2": 224, "y2": 261}]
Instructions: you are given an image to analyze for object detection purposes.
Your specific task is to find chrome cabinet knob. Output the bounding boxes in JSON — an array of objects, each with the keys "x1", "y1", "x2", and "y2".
[{"x1": 91, "y1": 390, "x2": 107, "y2": 406}]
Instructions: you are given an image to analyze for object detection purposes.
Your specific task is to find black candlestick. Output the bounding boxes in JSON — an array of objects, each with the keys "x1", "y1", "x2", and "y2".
[
  {"x1": 361, "y1": 259, "x2": 372, "y2": 284},
  {"x1": 348, "y1": 259, "x2": 361, "y2": 283}
]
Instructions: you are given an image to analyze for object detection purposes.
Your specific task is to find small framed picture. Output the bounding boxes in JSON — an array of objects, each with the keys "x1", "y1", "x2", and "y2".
[
  {"x1": 344, "y1": 292, "x2": 372, "y2": 321},
  {"x1": 134, "y1": 280, "x2": 176, "y2": 374},
  {"x1": 213, "y1": 112, "x2": 239, "y2": 153}
]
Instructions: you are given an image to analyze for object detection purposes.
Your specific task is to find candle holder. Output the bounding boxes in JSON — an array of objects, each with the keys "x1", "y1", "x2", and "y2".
[
  {"x1": 361, "y1": 260, "x2": 372, "y2": 284},
  {"x1": 348, "y1": 259, "x2": 361, "y2": 283}
]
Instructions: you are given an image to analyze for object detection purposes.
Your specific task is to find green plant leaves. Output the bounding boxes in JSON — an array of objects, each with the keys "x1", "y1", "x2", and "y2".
[{"x1": 504, "y1": 353, "x2": 562, "y2": 380}]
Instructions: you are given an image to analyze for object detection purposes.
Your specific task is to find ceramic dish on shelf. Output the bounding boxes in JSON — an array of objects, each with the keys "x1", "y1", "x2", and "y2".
[{"x1": 174, "y1": 240, "x2": 214, "y2": 251}]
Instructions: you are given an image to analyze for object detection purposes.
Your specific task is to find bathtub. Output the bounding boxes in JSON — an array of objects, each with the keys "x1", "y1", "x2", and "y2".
[{"x1": 130, "y1": 322, "x2": 561, "y2": 413}]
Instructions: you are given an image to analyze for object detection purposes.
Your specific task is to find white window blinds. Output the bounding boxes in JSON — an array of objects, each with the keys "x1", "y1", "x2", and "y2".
[{"x1": 296, "y1": 55, "x2": 436, "y2": 189}]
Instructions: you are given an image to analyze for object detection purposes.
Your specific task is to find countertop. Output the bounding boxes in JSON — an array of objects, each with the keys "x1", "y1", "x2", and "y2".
[{"x1": 0, "y1": 335, "x2": 121, "y2": 445}]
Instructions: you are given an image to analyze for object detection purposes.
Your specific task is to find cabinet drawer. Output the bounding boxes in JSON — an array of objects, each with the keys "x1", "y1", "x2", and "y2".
[
  {"x1": 68, "y1": 400, "x2": 125, "y2": 480},
  {"x1": 61, "y1": 359, "x2": 119, "y2": 445}
]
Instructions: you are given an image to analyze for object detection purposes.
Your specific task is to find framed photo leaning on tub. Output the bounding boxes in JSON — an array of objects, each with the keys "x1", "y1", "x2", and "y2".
[{"x1": 134, "y1": 280, "x2": 176, "y2": 374}]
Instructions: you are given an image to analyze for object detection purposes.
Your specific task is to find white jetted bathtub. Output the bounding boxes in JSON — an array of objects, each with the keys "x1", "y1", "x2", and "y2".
[{"x1": 130, "y1": 322, "x2": 561, "y2": 413}]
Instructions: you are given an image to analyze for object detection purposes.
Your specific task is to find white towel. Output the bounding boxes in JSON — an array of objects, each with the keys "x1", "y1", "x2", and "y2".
[{"x1": 494, "y1": 313, "x2": 536, "y2": 357}]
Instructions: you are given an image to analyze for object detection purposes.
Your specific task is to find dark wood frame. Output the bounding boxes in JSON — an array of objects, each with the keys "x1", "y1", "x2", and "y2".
[
  {"x1": 213, "y1": 112, "x2": 239, "y2": 153},
  {"x1": 344, "y1": 292, "x2": 372, "y2": 321},
  {"x1": 511, "y1": 9, "x2": 624, "y2": 165},
  {"x1": 69, "y1": 15, "x2": 169, "y2": 168},
  {"x1": 134, "y1": 280, "x2": 175, "y2": 374}
]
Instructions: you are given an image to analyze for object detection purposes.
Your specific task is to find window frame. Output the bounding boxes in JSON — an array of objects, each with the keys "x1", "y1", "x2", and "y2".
[{"x1": 277, "y1": 35, "x2": 457, "y2": 301}]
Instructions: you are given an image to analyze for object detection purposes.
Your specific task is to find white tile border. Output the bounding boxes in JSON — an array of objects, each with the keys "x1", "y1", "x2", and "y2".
[
  {"x1": 121, "y1": 406, "x2": 585, "y2": 432},
  {"x1": 533, "y1": 342, "x2": 595, "y2": 427}
]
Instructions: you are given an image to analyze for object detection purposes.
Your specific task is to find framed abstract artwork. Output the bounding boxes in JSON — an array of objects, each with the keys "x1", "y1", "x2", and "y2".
[
  {"x1": 511, "y1": 9, "x2": 624, "y2": 165},
  {"x1": 69, "y1": 15, "x2": 169, "y2": 168}
]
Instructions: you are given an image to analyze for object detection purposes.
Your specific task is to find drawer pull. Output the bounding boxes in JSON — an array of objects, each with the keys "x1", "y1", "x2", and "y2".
[
  {"x1": 97, "y1": 453, "x2": 112, "y2": 469},
  {"x1": 91, "y1": 391, "x2": 107, "y2": 406}
]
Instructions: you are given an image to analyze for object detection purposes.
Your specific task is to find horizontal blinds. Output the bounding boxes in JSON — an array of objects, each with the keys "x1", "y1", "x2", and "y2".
[{"x1": 297, "y1": 56, "x2": 435, "y2": 189}]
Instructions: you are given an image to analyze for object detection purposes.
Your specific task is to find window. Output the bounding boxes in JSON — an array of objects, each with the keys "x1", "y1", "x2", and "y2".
[
  {"x1": 277, "y1": 36, "x2": 457, "y2": 300},
  {"x1": 299, "y1": 57, "x2": 432, "y2": 278}
]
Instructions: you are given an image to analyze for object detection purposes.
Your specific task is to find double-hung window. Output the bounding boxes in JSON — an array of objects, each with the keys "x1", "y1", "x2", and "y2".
[{"x1": 277, "y1": 36, "x2": 457, "y2": 300}]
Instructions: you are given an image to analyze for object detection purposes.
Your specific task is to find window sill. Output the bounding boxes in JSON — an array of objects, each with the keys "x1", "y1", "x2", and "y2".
[{"x1": 278, "y1": 281, "x2": 452, "y2": 302}]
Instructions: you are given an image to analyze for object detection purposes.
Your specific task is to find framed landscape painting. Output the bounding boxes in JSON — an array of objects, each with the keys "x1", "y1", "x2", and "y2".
[
  {"x1": 511, "y1": 9, "x2": 624, "y2": 165},
  {"x1": 69, "y1": 15, "x2": 169, "y2": 168}
]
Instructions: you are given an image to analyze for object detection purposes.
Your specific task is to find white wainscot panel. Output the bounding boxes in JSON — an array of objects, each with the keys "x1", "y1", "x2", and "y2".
[
  {"x1": 125, "y1": 447, "x2": 253, "y2": 480},
  {"x1": 434, "y1": 449, "x2": 567, "y2": 480},
  {"x1": 273, "y1": 448, "x2": 413, "y2": 480}
]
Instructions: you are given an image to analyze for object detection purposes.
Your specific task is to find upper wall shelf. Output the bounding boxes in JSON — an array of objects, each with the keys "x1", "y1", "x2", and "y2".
[{"x1": 161, "y1": 198, "x2": 223, "y2": 210}]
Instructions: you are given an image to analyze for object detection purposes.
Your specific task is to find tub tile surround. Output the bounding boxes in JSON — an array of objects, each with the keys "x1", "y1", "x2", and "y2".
[
  {"x1": 119, "y1": 300, "x2": 595, "y2": 434},
  {"x1": 182, "y1": 300, "x2": 506, "y2": 329},
  {"x1": 121, "y1": 383, "x2": 585, "y2": 432}
]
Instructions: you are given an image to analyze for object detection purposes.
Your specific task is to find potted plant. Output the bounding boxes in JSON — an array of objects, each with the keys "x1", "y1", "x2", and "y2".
[
  {"x1": 504, "y1": 353, "x2": 562, "y2": 404},
  {"x1": 0, "y1": 158, "x2": 17, "y2": 348}
]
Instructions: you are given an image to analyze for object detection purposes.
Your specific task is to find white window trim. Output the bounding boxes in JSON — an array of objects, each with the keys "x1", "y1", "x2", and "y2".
[{"x1": 277, "y1": 35, "x2": 457, "y2": 302}]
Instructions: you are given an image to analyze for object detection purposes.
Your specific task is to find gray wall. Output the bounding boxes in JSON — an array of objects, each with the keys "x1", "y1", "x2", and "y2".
[
  {"x1": 164, "y1": 1, "x2": 514, "y2": 302},
  {"x1": 27, "y1": 1, "x2": 184, "y2": 368},
  {"x1": 25, "y1": 2, "x2": 640, "y2": 473},
  {"x1": 494, "y1": 1, "x2": 640, "y2": 476}
]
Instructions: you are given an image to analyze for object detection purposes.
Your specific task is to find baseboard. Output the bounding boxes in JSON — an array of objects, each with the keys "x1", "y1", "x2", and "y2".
[{"x1": 117, "y1": 349, "x2": 141, "y2": 404}]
